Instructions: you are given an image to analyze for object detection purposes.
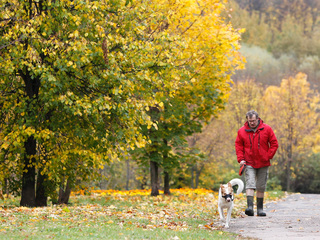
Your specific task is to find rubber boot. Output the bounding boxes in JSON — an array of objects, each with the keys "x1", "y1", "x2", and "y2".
[
  {"x1": 245, "y1": 196, "x2": 254, "y2": 216},
  {"x1": 257, "y1": 197, "x2": 266, "y2": 216}
]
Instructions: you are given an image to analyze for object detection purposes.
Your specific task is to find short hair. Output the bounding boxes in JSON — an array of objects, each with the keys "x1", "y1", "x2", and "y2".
[{"x1": 246, "y1": 110, "x2": 259, "y2": 119}]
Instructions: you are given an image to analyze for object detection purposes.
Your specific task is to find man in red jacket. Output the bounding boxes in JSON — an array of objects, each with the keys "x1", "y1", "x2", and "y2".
[{"x1": 235, "y1": 110, "x2": 278, "y2": 216}]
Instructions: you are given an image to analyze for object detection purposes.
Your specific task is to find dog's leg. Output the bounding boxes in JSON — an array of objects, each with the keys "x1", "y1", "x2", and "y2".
[
  {"x1": 218, "y1": 205, "x2": 225, "y2": 221},
  {"x1": 225, "y1": 207, "x2": 232, "y2": 228}
]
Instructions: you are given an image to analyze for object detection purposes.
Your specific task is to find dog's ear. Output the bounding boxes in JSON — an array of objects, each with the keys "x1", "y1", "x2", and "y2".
[{"x1": 228, "y1": 182, "x2": 232, "y2": 188}]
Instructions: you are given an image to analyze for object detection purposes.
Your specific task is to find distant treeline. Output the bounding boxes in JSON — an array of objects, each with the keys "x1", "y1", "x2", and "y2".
[
  {"x1": 235, "y1": 0, "x2": 319, "y2": 31},
  {"x1": 230, "y1": 0, "x2": 320, "y2": 90}
]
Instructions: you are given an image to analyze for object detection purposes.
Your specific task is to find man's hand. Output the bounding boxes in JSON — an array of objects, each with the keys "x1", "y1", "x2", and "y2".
[{"x1": 240, "y1": 160, "x2": 246, "y2": 166}]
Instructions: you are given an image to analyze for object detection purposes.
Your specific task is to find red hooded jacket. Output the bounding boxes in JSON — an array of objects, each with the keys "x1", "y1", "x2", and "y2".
[{"x1": 235, "y1": 118, "x2": 278, "y2": 169}]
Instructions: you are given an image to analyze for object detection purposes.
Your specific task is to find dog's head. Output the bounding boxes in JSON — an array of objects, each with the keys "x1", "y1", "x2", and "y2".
[{"x1": 220, "y1": 182, "x2": 234, "y2": 202}]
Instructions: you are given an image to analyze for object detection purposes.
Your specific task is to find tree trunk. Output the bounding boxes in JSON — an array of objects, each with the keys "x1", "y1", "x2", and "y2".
[
  {"x1": 139, "y1": 168, "x2": 148, "y2": 190},
  {"x1": 35, "y1": 170, "x2": 48, "y2": 207},
  {"x1": 20, "y1": 136, "x2": 37, "y2": 207},
  {"x1": 286, "y1": 158, "x2": 292, "y2": 191},
  {"x1": 286, "y1": 107, "x2": 293, "y2": 191},
  {"x1": 150, "y1": 161, "x2": 159, "y2": 196},
  {"x1": 58, "y1": 179, "x2": 71, "y2": 204},
  {"x1": 164, "y1": 171, "x2": 170, "y2": 195},
  {"x1": 4, "y1": 178, "x2": 9, "y2": 197},
  {"x1": 20, "y1": 63, "x2": 41, "y2": 207},
  {"x1": 191, "y1": 165, "x2": 195, "y2": 189},
  {"x1": 162, "y1": 138, "x2": 171, "y2": 195},
  {"x1": 126, "y1": 159, "x2": 130, "y2": 190},
  {"x1": 195, "y1": 164, "x2": 204, "y2": 189}
]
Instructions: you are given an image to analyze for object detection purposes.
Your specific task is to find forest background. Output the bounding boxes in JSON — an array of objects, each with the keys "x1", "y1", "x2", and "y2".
[
  {"x1": 95, "y1": 0, "x2": 320, "y2": 193},
  {"x1": 105, "y1": 0, "x2": 320, "y2": 194},
  {"x1": 1, "y1": 0, "x2": 320, "y2": 208}
]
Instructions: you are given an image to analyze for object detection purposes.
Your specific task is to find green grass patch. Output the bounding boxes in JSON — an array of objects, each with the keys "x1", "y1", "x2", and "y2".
[{"x1": 0, "y1": 190, "x2": 287, "y2": 239}]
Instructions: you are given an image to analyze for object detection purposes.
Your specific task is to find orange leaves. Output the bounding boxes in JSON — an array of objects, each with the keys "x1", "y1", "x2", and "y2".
[{"x1": 71, "y1": 188, "x2": 215, "y2": 197}]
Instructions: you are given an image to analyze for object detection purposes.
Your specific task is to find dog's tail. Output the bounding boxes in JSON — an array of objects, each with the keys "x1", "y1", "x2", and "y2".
[{"x1": 229, "y1": 178, "x2": 244, "y2": 195}]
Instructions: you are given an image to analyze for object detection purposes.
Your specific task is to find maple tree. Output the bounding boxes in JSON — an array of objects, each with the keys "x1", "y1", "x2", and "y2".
[
  {"x1": 262, "y1": 73, "x2": 320, "y2": 191},
  {"x1": 0, "y1": 0, "x2": 187, "y2": 206},
  {"x1": 130, "y1": 0, "x2": 244, "y2": 195}
]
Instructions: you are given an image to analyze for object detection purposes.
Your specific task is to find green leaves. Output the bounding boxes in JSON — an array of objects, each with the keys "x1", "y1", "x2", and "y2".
[{"x1": 0, "y1": 0, "x2": 243, "y2": 202}]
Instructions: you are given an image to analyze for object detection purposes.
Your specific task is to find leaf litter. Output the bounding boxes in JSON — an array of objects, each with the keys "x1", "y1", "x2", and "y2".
[{"x1": 0, "y1": 189, "x2": 285, "y2": 236}]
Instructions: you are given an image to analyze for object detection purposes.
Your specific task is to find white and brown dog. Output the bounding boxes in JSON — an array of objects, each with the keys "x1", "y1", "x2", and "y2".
[{"x1": 218, "y1": 178, "x2": 244, "y2": 228}]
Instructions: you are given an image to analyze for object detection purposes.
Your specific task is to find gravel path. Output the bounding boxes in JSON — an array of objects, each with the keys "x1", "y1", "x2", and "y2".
[{"x1": 227, "y1": 193, "x2": 320, "y2": 240}]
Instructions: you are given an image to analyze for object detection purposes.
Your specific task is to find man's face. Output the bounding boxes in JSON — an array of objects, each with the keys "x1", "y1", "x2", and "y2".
[{"x1": 247, "y1": 116, "x2": 259, "y2": 129}]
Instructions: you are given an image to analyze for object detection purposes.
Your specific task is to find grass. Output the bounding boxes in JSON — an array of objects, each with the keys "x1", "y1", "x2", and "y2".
[{"x1": 0, "y1": 189, "x2": 286, "y2": 240}]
